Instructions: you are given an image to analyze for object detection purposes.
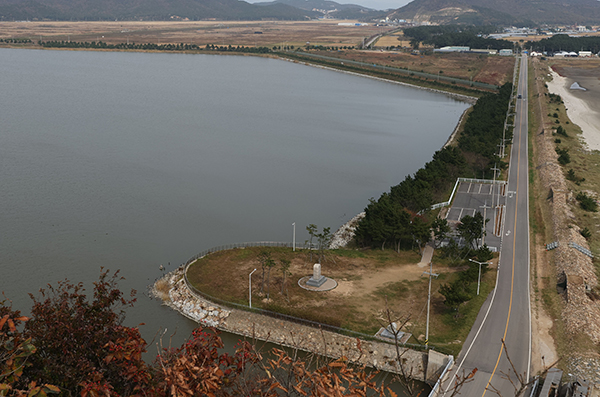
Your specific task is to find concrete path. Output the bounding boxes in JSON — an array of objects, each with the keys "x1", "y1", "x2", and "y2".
[{"x1": 418, "y1": 242, "x2": 435, "y2": 268}]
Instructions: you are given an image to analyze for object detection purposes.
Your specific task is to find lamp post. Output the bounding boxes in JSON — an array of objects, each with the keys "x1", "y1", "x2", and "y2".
[
  {"x1": 469, "y1": 259, "x2": 492, "y2": 296},
  {"x1": 249, "y1": 268, "x2": 257, "y2": 308},
  {"x1": 292, "y1": 222, "x2": 296, "y2": 251},
  {"x1": 423, "y1": 262, "x2": 439, "y2": 349}
]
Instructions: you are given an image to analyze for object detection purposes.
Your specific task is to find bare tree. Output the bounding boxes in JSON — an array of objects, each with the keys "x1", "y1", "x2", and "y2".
[
  {"x1": 377, "y1": 297, "x2": 419, "y2": 396},
  {"x1": 486, "y1": 339, "x2": 560, "y2": 397}
]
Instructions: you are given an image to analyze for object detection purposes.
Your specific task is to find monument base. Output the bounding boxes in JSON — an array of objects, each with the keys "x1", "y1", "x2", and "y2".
[{"x1": 306, "y1": 275, "x2": 327, "y2": 287}]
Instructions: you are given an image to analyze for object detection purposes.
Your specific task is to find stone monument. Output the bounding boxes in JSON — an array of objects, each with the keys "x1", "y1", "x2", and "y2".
[{"x1": 306, "y1": 263, "x2": 327, "y2": 287}]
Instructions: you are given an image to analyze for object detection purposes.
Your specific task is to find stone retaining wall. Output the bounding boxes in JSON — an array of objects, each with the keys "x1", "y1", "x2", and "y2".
[{"x1": 152, "y1": 267, "x2": 450, "y2": 385}]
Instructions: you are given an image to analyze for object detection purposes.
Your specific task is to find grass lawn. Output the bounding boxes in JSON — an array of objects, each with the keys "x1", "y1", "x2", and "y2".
[{"x1": 187, "y1": 246, "x2": 498, "y2": 356}]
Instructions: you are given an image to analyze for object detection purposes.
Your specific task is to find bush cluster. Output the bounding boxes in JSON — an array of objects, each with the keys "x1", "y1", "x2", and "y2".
[{"x1": 1, "y1": 270, "x2": 395, "y2": 397}]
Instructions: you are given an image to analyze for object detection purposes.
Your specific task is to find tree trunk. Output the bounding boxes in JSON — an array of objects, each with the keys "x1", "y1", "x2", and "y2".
[{"x1": 266, "y1": 268, "x2": 271, "y2": 299}]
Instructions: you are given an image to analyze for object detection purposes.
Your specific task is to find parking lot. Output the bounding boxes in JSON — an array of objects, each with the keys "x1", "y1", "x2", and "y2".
[{"x1": 445, "y1": 181, "x2": 506, "y2": 252}]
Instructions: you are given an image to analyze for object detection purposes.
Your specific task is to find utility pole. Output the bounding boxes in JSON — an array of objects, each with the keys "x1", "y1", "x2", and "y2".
[
  {"x1": 491, "y1": 163, "x2": 500, "y2": 209},
  {"x1": 423, "y1": 262, "x2": 439, "y2": 349},
  {"x1": 249, "y1": 268, "x2": 257, "y2": 308},
  {"x1": 480, "y1": 200, "x2": 490, "y2": 247}
]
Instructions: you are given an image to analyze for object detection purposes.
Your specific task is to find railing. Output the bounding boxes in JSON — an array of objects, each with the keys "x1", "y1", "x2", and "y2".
[
  {"x1": 181, "y1": 241, "x2": 450, "y2": 354},
  {"x1": 428, "y1": 355, "x2": 454, "y2": 397}
]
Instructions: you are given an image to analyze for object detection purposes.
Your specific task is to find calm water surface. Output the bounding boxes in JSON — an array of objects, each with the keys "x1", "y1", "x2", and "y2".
[{"x1": 0, "y1": 48, "x2": 469, "y2": 351}]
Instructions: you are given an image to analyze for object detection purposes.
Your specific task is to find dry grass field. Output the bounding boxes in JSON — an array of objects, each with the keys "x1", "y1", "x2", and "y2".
[
  {"x1": 374, "y1": 32, "x2": 411, "y2": 48},
  {"x1": 312, "y1": 50, "x2": 515, "y2": 86},
  {"x1": 187, "y1": 246, "x2": 498, "y2": 355},
  {"x1": 0, "y1": 20, "x2": 385, "y2": 48}
]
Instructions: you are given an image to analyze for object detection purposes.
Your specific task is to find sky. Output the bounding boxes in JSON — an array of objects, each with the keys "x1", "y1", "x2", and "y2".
[{"x1": 247, "y1": 0, "x2": 414, "y2": 11}]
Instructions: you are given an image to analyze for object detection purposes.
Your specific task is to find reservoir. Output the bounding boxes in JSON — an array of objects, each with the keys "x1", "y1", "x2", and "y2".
[{"x1": 0, "y1": 48, "x2": 470, "y2": 351}]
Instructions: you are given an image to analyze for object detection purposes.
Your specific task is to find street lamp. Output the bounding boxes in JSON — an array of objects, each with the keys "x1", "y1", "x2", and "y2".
[
  {"x1": 469, "y1": 259, "x2": 492, "y2": 296},
  {"x1": 292, "y1": 222, "x2": 296, "y2": 251},
  {"x1": 249, "y1": 268, "x2": 257, "y2": 308}
]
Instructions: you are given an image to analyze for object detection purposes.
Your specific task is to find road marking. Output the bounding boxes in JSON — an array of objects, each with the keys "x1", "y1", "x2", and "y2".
[{"x1": 480, "y1": 56, "x2": 526, "y2": 397}]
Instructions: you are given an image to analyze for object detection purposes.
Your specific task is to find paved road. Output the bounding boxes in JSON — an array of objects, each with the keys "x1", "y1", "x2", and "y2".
[{"x1": 439, "y1": 54, "x2": 531, "y2": 397}]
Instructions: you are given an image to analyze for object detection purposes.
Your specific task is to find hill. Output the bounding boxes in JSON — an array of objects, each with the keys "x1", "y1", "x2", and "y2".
[
  {"x1": 387, "y1": 0, "x2": 600, "y2": 25},
  {"x1": 0, "y1": 0, "x2": 320, "y2": 21},
  {"x1": 254, "y1": 0, "x2": 384, "y2": 19}
]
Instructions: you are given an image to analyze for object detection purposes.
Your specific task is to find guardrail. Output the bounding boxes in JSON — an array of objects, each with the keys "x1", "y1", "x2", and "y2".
[
  {"x1": 428, "y1": 355, "x2": 454, "y2": 397},
  {"x1": 568, "y1": 242, "x2": 594, "y2": 258},
  {"x1": 181, "y1": 241, "x2": 451, "y2": 354}
]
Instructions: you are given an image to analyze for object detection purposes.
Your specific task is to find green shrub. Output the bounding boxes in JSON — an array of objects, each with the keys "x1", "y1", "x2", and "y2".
[
  {"x1": 556, "y1": 125, "x2": 568, "y2": 137},
  {"x1": 566, "y1": 169, "x2": 585, "y2": 185},
  {"x1": 576, "y1": 192, "x2": 598, "y2": 212},
  {"x1": 556, "y1": 147, "x2": 571, "y2": 165},
  {"x1": 580, "y1": 227, "x2": 592, "y2": 239}
]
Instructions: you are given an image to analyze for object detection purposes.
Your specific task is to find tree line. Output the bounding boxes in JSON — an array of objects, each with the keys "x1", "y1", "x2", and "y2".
[
  {"x1": 526, "y1": 34, "x2": 600, "y2": 53},
  {"x1": 38, "y1": 40, "x2": 273, "y2": 54},
  {"x1": 354, "y1": 82, "x2": 512, "y2": 251},
  {"x1": 0, "y1": 38, "x2": 32, "y2": 44},
  {"x1": 403, "y1": 25, "x2": 513, "y2": 50}
]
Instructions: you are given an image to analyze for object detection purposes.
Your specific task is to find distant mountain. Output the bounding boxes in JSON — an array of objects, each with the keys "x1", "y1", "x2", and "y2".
[
  {"x1": 255, "y1": 0, "x2": 370, "y2": 12},
  {"x1": 254, "y1": 0, "x2": 383, "y2": 19},
  {"x1": 0, "y1": 0, "x2": 320, "y2": 21},
  {"x1": 387, "y1": 0, "x2": 600, "y2": 25}
]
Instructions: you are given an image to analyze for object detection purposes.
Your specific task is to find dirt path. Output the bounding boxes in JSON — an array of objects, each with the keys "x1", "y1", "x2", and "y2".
[{"x1": 530, "y1": 58, "x2": 560, "y2": 374}]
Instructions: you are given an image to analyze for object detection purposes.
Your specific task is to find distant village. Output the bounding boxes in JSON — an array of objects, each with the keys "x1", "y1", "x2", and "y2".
[{"x1": 327, "y1": 19, "x2": 600, "y2": 57}]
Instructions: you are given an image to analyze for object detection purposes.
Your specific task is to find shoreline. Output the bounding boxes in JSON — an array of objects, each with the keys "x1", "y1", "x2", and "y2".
[
  {"x1": 546, "y1": 68, "x2": 600, "y2": 151},
  {"x1": 277, "y1": 55, "x2": 478, "y2": 105}
]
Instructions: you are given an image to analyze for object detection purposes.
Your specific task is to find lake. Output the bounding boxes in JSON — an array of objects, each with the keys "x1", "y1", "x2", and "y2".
[{"x1": 0, "y1": 48, "x2": 469, "y2": 352}]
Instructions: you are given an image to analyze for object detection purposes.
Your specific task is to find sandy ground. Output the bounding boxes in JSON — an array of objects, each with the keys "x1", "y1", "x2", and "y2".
[{"x1": 546, "y1": 68, "x2": 600, "y2": 151}]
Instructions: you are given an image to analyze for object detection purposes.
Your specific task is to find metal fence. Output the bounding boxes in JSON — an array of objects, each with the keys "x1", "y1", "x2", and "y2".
[{"x1": 181, "y1": 241, "x2": 448, "y2": 353}]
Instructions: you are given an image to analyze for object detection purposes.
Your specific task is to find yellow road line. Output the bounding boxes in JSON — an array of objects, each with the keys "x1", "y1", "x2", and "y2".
[{"x1": 481, "y1": 61, "x2": 525, "y2": 396}]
